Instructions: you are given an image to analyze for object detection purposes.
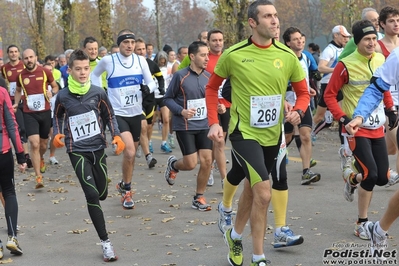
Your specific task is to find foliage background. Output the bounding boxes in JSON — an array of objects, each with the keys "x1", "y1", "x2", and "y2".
[{"x1": 0, "y1": 0, "x2": 397, "y2": 59}]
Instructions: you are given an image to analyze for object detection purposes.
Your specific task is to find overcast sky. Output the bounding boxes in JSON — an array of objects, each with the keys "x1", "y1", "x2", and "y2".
[{"x1": 142, "y1": 0, "x2": 155, "y2": 10}]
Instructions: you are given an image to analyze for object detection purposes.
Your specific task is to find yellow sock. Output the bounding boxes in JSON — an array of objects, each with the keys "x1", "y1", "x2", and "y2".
[
  {"x1": 222, "y1": 178, "x2": 239, "y2": 211},
  {"x1": 271, "y1": 189, "x2": 288, "y2": 228}
]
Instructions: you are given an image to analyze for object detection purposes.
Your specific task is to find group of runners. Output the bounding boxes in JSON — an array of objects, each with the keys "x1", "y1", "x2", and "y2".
[{"x1": 1, "y1": 0, "x2": 399, "y2": 264}]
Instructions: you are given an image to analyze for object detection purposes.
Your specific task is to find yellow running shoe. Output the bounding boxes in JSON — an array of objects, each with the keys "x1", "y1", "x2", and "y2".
[
  {"x1": 35, "y1": 176, "x2": 44, "y2": 189},
  {"x1": 40, "y1": 158, "x2": 46, "y2": 173}
]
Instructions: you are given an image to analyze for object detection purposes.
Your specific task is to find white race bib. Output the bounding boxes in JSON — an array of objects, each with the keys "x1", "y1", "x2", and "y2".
[
  {"x1": 9, "y1": 82, "x2": 16, "y2": 96},
  {"x1": 250, "y1": 95, "x2": 281, "y2": 128},
  {"x1": 187, "y1": 98, "x2": 207, "y2": 120},
  {"x1": 218, "y1": 79, "x2": 227, "y2": 99},
  {"x1": 119, "y1": 86, "x2": 141, "y2": 108},
  {"x1": 324, "y1": 110, "x2": 334, "y2": 124},
  {"x1": 69, "y1": 110, "x2": 101, "y2": 142},
  {"x1": 362, "y1": 102, "x2": 385, "y2": 129},
  {"x1": 390, "y1": 85, "x2": 398, "y2": 106},
  {"x1": 27, "y1": 93, "x2": 45, "y2": 111}
]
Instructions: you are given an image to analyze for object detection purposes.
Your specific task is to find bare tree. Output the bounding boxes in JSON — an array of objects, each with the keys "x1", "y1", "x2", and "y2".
[
  {"x1": 97, "y1": 0, "x2": 113, "y2": 49},
  {"x1": 155, "y1": 0, "x2": 162, "y2": 51},
  {"x1": 58, "y1": 0, "x2": 77, "y2": 50},
  {"x1": 210, "y1": 0, "x2": 250, "y2": 48}
]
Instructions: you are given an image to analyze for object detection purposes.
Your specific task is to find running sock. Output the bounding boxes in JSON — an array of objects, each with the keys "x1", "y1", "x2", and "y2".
[
  {"x1": 303, "y1": 168, "x2": 309, "y2": 175},
  {"x1": 294, "y1": 135, "x2": 301, "y2": 151},
  {"x1": 271, "y1": 189, "x2": 288, "y2": 228},
  {"x1": 338, "y1": 121, "x2": 345, "y2": 145},
  {"x1": 357, "y1": 217, "x2": 368, "y2": 224},
  {"x1": 194, "y1": 193, "x2": 203, "y2": 200},
  {"x1": 123, "y1": 182, "x2": 131, "y2": 191},
  {"x1": 252, "y1": 254, "x2": 266, "y2": 262},
  {"x1": 314, "y1": 120, "x2": 332, "y2": 135},
  {"x1": 162, "y1": 141, "x2": 167, "y2": 145},
  {"x1": 145, "y1": 153, "x2": 151, "y2": 158},
  {"x1": 349, "y1": 173, "x2": 359, "y2": 186},
  {"x1": 171, "y1": 161, "x2": 178, "y2": 171},
  {"x1": 231, "y1": 228, "x2": 242, "y2": 240},
  {"x1": 375, "y1": 221, "x2": 388, "y2": 235},
  {"x1": 222, "y1": 179, "x2": 238, "y2": 212}
]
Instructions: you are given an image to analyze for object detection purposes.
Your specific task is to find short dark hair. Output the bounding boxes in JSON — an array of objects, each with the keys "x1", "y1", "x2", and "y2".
[
  {"x1": 7, "y1": 45, "x2": 19, "y2": 53},
  {"x1": 43, "y1": 62, "x2": 53, "y2": 68},
  {"x1": 83, "y1": 36, "x2": 98, "y2": 48},
  {"x1": 207, "y1": 29, "x2": 223, "y2": 41},
  {"x1": 197, "y1": 31, "x2": 207, "y2": 40},
  {"x1": 188, "y1": 41, "x2": 208, "y2": 57},
  {"x1": 248, "y1": 0, "x2": 274, "y2": 25},
  {"x1": 135, "y1": 37, "x2": 146, "y2": 45},
  {"x1": 282, "y1": 27, "x2": 302, "y2": 46},
  {"x1": 146, "y1": 43, "x2": 154, "y2": 48},
  {"x1": 177, "y1": 46, "x2": 188, "y2": 55},
  {"x1": 44, "y1": 55, "x2": 57, "y2": 63},
  {"x1": 68, "y1": 49, "x2": 89, "y2": 67},
  {"x1": 379, "y1": 6, "x2": 399, "y2": 28},
  {"x1": 308, "y1": 43, "x2": 320, "y2": 52}
]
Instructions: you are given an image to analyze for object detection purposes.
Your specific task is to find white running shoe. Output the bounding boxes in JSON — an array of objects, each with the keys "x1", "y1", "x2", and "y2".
[
  {"x1": 354, "y1": 221, "x2": 373, "y2": 240},
  {"x1": 101, "y1": 239, "x2": 117, "y2": 262},
  {"x1": 49, "y1": 156, "x2": 59, "y2": 165},
  {"x1": 386, "y1": 169, "x2": 399, "y2": 187},
  {"x1": 207, "y1": 168, "x2": 214, "y2": 186}
]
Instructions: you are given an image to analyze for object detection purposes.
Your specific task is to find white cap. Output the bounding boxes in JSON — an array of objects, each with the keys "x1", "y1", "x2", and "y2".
[{"x1": 332, "y1": 25, "x2": 351, "y2": 37}]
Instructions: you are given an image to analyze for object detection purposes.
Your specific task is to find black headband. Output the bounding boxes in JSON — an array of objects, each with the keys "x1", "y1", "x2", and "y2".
[
  {"x1": 117, "y1": 34, "x2": 136, "y2": 46},
  {"x1": 353, "y1": 25, "x2": 377, "y2": 45}
]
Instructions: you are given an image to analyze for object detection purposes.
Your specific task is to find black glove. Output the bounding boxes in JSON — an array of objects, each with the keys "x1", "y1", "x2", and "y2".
[
  {"x1": 16, "y1": 152, "x2": 26, "y2": 165},
  {"x1": 158, "y1": 87, "x2": 165, "y2": 95},
  {"x1": 385, "y1": 108, "x2": 398, "y2": 130},
  {"x1": 339, "y1": 115, "x2": 351, "y2": 125},
  {"x1": 310, "y1": 70, "x2": 322, "y2": 81},
  {"x1": 140, "y1": 84, "x2": 151, "y2": 97}
]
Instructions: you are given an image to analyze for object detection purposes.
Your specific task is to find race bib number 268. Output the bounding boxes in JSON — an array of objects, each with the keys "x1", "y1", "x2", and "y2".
[{"x1": 250, "y1": 95, "x2": 282, "y2": 128}]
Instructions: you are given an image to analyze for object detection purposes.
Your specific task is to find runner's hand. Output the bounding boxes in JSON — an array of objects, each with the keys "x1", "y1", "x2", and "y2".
[
  {"x1": 18, "y1": 163, "x2": 27, "y2": 173},
  {"x1": 53, "y1": 134, "x2": 66, "y2": 148},
  {"x1": 207, "y1": 124, "x2": 224, "y2": 143},
  {"x1": 112, "y1": 136, "x2": 125, "y2": 155}
]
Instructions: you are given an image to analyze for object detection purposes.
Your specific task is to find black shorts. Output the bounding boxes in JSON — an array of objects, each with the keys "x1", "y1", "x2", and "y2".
[
  {"x1": 227, "y1": 138, "x2": 281, "y2": 187},
  {"x1": 116, "y1": 115, "x2": 142, "y2": 142},
  {"x1": 154, "y1": 97, "x2": 166, "y2": 109},
  {"x1": 219, "y1": 108, "x2": 230, "y2": 133},
  {"x1": 175, "y1": 130, "x2": 212, "y2": 156},
  {"x1": 142, "y1": 98, "x2": 156, "y2": 124},
  {"x1": 318, "y1": 83, "x2": 343, "y2": 108},
  {"x1": 284, "y1": 107, "x2": 312, "y2": 133},
  {"x1": 24, "y1": 110, "x2": 51, "y2": 139}
]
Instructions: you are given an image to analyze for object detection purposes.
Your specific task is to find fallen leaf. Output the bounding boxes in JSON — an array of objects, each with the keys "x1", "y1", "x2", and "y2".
[{"x1": 162, "y1": 217, "x2": 175, "y2": 223}]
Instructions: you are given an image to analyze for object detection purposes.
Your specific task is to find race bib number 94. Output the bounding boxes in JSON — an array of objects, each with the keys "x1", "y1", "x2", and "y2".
[
  {"x1": 362, "y1": 102, "x2": 385, "y2": 130},
  {"x1": 69, "y1": 110, "x2": 101, "y2": 142},
  {"x1": 250, "y1": 95, "x2": 282, "y2": 128}
]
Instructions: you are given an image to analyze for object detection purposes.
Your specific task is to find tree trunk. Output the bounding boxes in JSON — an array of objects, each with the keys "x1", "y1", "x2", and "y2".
[
  {"x1": 60, "y1": 0, "x2": 75, "y2": 50},
  {"x1": 155, "y1": 0, "x2": 162, "y2": 51},
  {"x1": 97, "y1": 0, "x2": 113, "y2": 49},
  {"x1": 34, "y1": 0, "x2": 46, "y2": 59}
]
